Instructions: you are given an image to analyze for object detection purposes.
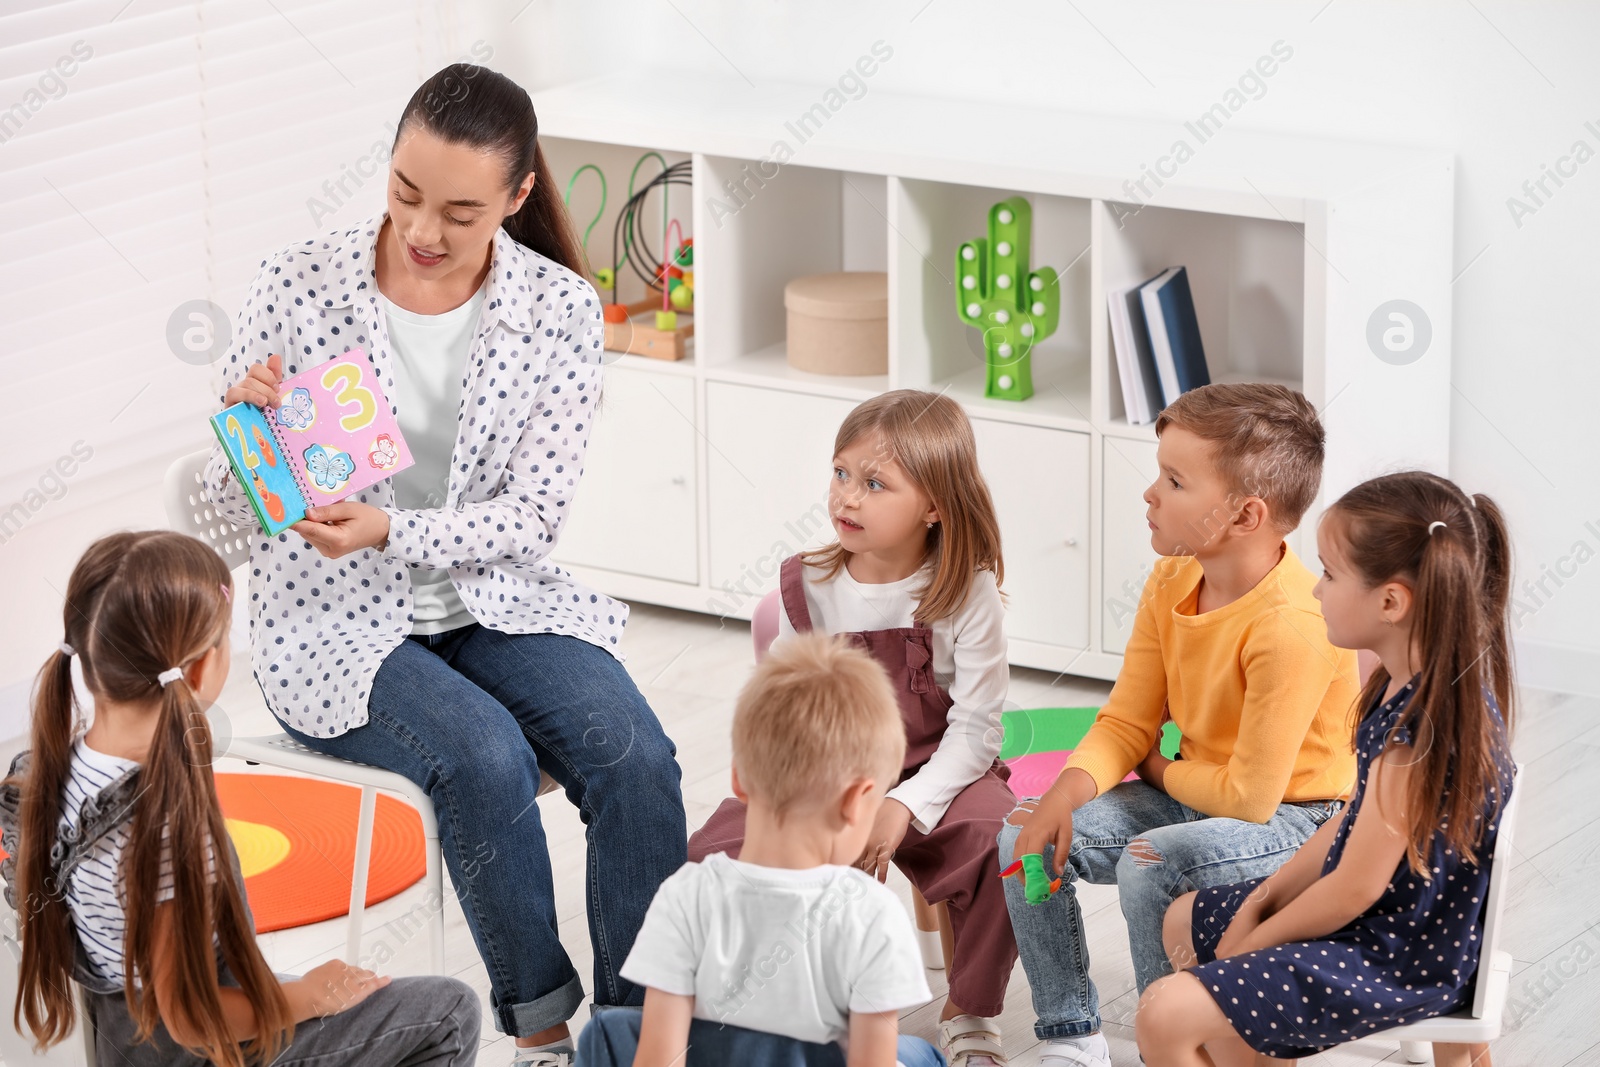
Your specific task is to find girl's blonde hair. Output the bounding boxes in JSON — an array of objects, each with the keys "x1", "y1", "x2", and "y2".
[
  {"x1": 1324, "y1": 472, "x2": 1515, "y2": 876},
  {"x1": 9, "y1": 531, "x2": 293, "y2": 1066},
  {"x1": 801, "y1": 389, "x2": 1003, "y2": 624}
]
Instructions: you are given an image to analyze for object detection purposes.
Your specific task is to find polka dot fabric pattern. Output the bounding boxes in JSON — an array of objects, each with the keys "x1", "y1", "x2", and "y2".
[
  {"x1": 203, "y1": 214, "x2": 628, "y2": 738},
  {"x1": 1185, "y1": 680, "x2": 1513, "y2": 1058}
]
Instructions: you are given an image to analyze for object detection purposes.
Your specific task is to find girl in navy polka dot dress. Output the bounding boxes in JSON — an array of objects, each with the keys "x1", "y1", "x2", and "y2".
[{"x1": 1138, "y1": 472, "x2": 1516, "y2": 1067}]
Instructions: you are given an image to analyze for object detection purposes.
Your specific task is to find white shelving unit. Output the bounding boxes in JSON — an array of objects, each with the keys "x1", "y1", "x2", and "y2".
[{"x1": 536, "y1": 73, "x2": 1453, "y2": 682}]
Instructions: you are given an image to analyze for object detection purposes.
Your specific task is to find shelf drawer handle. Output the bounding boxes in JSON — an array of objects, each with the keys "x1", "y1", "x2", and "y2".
[
  {"x1": 1064, "y1": 536, "x2": 1078, "y2": 547},
  {"x1": 671, "y1": 475, "x2": 687, "y2": 486}
]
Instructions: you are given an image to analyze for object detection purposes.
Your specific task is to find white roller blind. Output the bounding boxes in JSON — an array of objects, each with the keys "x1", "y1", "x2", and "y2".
[{"x1": 0, "y1": 0, "x2": 462, "y2": 525}]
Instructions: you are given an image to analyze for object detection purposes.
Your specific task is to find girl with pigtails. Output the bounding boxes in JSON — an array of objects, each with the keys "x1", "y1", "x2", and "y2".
[{"x1": 1, "y1": 530, "x2": 478, "y2": 1066}]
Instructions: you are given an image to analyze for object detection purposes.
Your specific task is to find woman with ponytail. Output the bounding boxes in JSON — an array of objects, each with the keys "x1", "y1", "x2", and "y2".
[
  {"x1": 203, "y1": 62, "x2": 687, "y2": 1064},
  {"x1": 1137, "y1": 472, "x2": 1517, "y2": 1066},
  {"x1": 0, "y1": 531, "x2": 479, "y2": 1066}
]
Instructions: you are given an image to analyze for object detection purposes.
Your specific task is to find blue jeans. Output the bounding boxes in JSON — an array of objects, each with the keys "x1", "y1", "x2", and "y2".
[
  {"x1": 576, "y1": 1006, "x2": 946, "y2": 1067},
  {"x1": 276, "y1": 623, "x2": 687, "y2": 1038},
  {"x1": 996, "y1": 780, "x2": 1340, "y2": 1039}
]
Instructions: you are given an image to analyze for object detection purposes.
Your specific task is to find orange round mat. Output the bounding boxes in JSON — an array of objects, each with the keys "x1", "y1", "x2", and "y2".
[{"x1": 215, "y1": 773, "x2": 426, "y2": 934}]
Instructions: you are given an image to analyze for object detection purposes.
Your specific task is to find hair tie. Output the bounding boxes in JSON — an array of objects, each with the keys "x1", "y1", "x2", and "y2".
[
  {"x1": 1428, "y1": 520, "x2": 1447, "y2": 536},
  {"x1": 157, "y1": 667, "x2": 185, "y2": 688},
  {"x1": 221, "y1": 583, "x2": 231, "y2": 603},
  {"x1": 58, "y1": 642, "x2": 74, "y2": 657}
]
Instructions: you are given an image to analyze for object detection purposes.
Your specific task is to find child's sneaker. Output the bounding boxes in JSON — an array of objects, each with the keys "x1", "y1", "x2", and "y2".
[
  {"x1": 1038, "y1": 1032, "x2": 1110, "y2": 1067},
  {"x1": 938, "y1": 1015, "x2": 1008, "y2": 1066},
  {"x1": 510, "y1": 1045, "x2": 573, "y2": 1066}
]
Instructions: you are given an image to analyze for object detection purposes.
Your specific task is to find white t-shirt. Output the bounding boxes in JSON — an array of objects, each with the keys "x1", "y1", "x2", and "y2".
[
  {"x1": 619, "y1": 854, "x2": 931, "y2": 1048},
  {"x1": 775, "y1": 560, "x2": 1009, "y2": 834},
  {"x1": 60, "y1": 740, "x2": 214, "y2": 985},
  {"x1": 379, "y1": 278, "x2": 488, "y2": 635}
]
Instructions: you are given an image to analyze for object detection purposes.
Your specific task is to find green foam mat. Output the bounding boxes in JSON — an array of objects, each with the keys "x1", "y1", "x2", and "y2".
[{"x1": 1000, "y1": 706, "x2": 1180, "y2": 760}]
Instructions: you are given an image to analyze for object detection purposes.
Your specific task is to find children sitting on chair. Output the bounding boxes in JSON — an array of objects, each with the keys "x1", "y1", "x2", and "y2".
[
  {"x1": 999, "y1": 383, "x2": 1359, "y2": 1067},
  {"x1": 688, "y1": 389, "x2": 1019, "y2": 1067},
  {"x1": 581, "y1": 631, "x2": 943, "y2": 1067},
  {"x1": 0, "y1": 531, "x2": 480, "y2": 1067},
  {"x1": 1137, "y1": 471, "x2": 1517, "y2": 1066}
]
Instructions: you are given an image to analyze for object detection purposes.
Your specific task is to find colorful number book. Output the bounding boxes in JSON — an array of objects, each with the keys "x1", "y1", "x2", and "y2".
[{"x1": 210, "y1": 349, "x2": 414, "y2": 536}]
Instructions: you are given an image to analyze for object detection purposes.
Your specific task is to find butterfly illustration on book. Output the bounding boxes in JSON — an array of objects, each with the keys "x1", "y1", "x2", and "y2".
[
  {"x1": 303, "y1": 444, "x2": 356, "y2": 493},
  {"x1": 276, "y1": 387, "x2": 317, "y2": 431},
  {"x1": 368, "y1": 434, "x2": 400, "y2": 470}
]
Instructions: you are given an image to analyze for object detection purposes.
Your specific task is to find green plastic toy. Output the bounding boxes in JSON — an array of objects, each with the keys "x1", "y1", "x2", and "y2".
[
  {"x1": 954, "y1": 196, "x2": 1060, "y2": 402},
  {"x1": 1000, "y1": 853, "x2": 1062, "y2": 905}
]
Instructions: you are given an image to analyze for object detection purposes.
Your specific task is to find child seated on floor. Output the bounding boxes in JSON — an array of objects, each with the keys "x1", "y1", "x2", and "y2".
[{"x1": 577, "y1": 632, "x2": 945, "y2": 1067}]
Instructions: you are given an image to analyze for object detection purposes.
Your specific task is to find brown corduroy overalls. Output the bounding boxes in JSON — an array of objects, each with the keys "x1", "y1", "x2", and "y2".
[{"x1": 688, "y1": 555, "x2": 1020, "y2": 1016}]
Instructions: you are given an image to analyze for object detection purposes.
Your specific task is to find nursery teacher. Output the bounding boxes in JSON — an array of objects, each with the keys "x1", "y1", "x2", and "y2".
[{"x1": 204, "y1": 63, "x2": 688, "y2": 1056}]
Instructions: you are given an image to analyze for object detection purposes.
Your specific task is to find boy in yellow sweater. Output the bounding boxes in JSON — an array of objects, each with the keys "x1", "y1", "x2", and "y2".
[{"x1": 998, "y1": 383, "x2": 1359, "y2": 1067}]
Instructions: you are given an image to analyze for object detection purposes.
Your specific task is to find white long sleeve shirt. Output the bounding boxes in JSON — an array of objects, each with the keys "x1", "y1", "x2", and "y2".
[
  {"x1": 775, "y1": 561, "x2": 1009, "y2": 833},
  {"x1": 204, "y1": 214, "x2": 627, "y2": 738}
]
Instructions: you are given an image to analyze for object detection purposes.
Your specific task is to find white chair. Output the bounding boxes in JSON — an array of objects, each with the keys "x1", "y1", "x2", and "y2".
[
  {"x1": 1378, "y1": 763, "x2": 1524, "y2": 1067},
  {"x1": 0, "y1": 897, "x2": 96, "y2": 1065},
  {"x1": 164, "y1": 448, "x2": 557, "y2": 973}
]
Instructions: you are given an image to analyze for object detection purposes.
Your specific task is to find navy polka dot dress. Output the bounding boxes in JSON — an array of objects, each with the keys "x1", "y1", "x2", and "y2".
[{"x1": 1187, "y1": 677, "x2": 1513, "y2": 1058}]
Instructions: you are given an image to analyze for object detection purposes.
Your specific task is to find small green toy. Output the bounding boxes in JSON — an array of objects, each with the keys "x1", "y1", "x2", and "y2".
[
  {"x1": 1000, "y1": 853, "x2": 1062, "y2": 905},
  {"x1": 954, "y1": 196, "x2": 1060, "y2": 402}
]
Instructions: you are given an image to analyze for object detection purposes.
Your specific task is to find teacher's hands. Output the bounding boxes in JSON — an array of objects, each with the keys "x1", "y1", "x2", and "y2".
[
  {"x1": 225, "y1": 354, "x2": 283, "y2": 408},
  {"x1": 294, "y1": 502, "x2": 390, "y2": 559}
]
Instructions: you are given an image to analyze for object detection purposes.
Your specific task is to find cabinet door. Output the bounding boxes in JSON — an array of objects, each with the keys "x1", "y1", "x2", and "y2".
[
  {"x1": 705, "y1": 383, "x2": 855, "y2": 605},
  {"x1": 971, "y1": 419, "x2": 1090, "y2": 651},
  {"x1": 556, "y1": 366, "x2": 698, "y2": 585},
  {"x1": 1101, "y1": 436, "x2": 1161, "y2": 656}
]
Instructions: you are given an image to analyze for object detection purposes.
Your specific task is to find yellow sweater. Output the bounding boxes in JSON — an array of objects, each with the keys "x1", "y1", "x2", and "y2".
[{"x1": 1067, "y1": 545, "x2": 1360, "y2": 823}]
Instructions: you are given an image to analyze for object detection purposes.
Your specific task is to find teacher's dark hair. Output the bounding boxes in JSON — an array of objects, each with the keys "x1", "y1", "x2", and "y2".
[{"x1": 396, "y1": 63, "x2": 587, "y2": 277}]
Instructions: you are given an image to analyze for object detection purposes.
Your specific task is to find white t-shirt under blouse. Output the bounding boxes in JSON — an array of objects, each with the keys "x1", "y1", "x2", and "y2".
[
  {"x1": 379, "y1": 278, "x2": 488, "y2": 635},
  {"x1": 619, "y1": 853, "x2": 931, "y2": 1048},
  {"x1": 774, "y1": 560, "x2": 1009, "y2": 835}
]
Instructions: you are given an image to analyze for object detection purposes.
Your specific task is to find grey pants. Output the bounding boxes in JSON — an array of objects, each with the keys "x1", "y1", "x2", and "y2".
[{"x1": 85, "y1": 974, "x2": 480, "y2": 1066}]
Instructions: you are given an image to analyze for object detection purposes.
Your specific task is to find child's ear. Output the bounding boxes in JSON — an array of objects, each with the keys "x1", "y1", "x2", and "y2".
[
  {"x1": 1381, "y1": 581, "x2": 1413, "y2": 626},
  {"x1": 731, "y1": 765, "x2": 749, "y2": 804},
  {"x1": 1232, "y1": 495, "x2": 1270, "y2": 535},
  {"x1": 838, "y1": 776, "x2": 879, "y2": 828}
]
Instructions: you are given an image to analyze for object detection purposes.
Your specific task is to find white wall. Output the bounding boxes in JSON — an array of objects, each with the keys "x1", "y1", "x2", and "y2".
[{"x1": 1, "y1": 0, "x2": 1594, "y2": 741}]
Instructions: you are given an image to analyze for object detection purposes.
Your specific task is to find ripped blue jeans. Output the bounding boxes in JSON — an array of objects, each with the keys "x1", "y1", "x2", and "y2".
[{"x1": 996, "y1": 780, "x2": 1341, "y2": 1039}]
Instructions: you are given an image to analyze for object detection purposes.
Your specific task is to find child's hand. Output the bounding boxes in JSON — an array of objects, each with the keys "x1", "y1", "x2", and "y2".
[
  {"x1": 224, "y1": 354, "x2": 283, "y2": 409},
  {"x1": 293, "y1": 502, "x2": 392, "y2": 559},
  {"x1": 1012, "y1": 792, "x2": 1074, "y2": 878},
  {"x1": 856, "y1": 798, "x2": 912, "y2": 882},
  {"x1": 1215, "y1": 884, "x2": 1274, "y2": 958},
  {"x1": 291, "y1": 959, "x2": 391, "y2": 1020}
]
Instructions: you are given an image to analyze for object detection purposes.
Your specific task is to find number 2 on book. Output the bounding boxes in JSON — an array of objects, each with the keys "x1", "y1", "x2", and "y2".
[
  {"x1": 225, "y1": 414, "x2": 261, "y2": 470},
  {"x1": 321, "y1": 362, "x2": 377, "y2": 433}
]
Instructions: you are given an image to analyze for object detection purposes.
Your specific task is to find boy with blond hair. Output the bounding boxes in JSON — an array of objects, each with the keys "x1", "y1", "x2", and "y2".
[
  {"x1": 579, "y1": 632, "x2": 944, "y2": 1067},
  {"x1": 1000, "y1": 383, "x2": 1359, "y2": 1067}
]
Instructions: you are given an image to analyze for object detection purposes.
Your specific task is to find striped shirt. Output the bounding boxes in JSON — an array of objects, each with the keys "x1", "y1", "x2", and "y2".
[{"x1": 61, "y1": 739, "x2": 211, "y2": 986}]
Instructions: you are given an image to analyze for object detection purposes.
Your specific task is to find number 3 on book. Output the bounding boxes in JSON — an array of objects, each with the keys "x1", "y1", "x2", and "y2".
[
  {"x1": 321, "y1": 361, "x2": 377, "y2": 432},
  {"x1": 225, "y1": 414, "x2": 261, "y2": 470}
]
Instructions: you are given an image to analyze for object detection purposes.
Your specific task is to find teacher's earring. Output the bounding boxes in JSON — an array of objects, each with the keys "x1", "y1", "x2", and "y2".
[{"x1": 926, "y1": 521, "x2": 935, "y2": 529}]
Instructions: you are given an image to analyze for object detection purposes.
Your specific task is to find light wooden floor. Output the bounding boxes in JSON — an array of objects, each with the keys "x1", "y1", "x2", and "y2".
[{"x1": 28, "y1": 602, "x2": 1600, "y2": 1065}]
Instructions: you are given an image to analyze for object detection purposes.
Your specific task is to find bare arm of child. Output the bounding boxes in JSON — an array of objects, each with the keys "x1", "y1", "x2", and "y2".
[
  {"x1": 1216, "y1": 805, "x2": 1346, "y2": 956},
  {"x1": 1225, "y1": 748, "x2": 1414, "y2": 956},
  {"x1": 847, "y1": 1008, "x2": 902, "y2": 1067},
  {"x1": 634, "y1": 987, "x2": 696, "y2": 1067},
  {"x1": 150, "y1": 902, "x2": 389, "y2": 1046}
]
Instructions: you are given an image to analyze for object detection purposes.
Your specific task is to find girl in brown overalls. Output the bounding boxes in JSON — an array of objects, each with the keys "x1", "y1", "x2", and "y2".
[{"x1": 689, "y1": 390, "x2": 1020, "y2": 1067}]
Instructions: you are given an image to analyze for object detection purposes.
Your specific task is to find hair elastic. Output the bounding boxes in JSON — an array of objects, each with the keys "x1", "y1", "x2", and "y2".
[
  {"x1": 58, "y1": 642, "x2": 74, "y2": 657},
  {"x1": 1427, "y1": 520, "x2": 1447, "y2": 536},
  {"x1": 221, "y1": 583, "x2": 231, "y2": 603},
  {"x1": 157, "y1": 667, "x2": 185, "y2": 688}
]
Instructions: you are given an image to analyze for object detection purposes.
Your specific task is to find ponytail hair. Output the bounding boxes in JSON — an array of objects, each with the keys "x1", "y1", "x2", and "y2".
[
  {"x1": 395, "y1": 64, "x2": 588, "y2": 278},
  {"x1": 801, "y1": 390, "x2": 1004, "y2": 624},
  {"x1": 1324, "y1": 472, "x2": 1514, "y2": 874},
  {"x1": 9, "y1": 532, "x2": 293, "y2": 1066}
]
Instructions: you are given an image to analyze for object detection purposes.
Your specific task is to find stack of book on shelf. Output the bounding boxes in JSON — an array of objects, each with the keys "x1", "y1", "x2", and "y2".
[{"x1": 1107, "y1": 266, "x2": 1210, "y2": 426}]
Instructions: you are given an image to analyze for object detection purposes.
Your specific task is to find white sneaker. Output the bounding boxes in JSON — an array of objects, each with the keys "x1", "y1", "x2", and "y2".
[
  {"x1": 1038, "y1": 1033, "x2": 1111, "y2": 1067},
  {"x1": 938, "y1": 1015, "x2": 1008, "y2": 1067},
  {"x1": 510, "y1": 1046, "x2": 573, "y2": 1066}
]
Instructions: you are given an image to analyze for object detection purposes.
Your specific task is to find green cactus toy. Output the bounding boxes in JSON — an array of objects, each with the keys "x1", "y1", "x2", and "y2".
[{"x1": 954, "y1": 196, "x2": 1060, "y2": 401}]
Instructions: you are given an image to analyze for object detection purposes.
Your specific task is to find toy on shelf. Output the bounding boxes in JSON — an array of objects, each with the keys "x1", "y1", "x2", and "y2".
[
  {"x1": 562, "y1": 163, "x2": 614, "y2": 291},
  {"x1": 954, "y1": 196, "x2": 1060, "y2": 401},
  {"x1": 1000, "y1": 854, "x2": 1061, "y2": 905},
  {"x1": 599, "y1": 152, "x2": 696, "y2": 360}
]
